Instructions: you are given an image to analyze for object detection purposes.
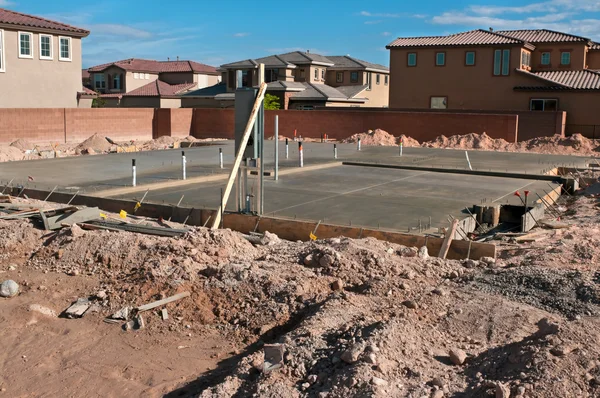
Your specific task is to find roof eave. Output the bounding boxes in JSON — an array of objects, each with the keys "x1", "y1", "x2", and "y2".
[{"x1": 0, "y1": 22, "x2": 89, "y2": 37}]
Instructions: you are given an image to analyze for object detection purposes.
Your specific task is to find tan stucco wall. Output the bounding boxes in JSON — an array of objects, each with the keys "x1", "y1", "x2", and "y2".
[
  {"x1": 309, "y1": 65, "x2": 326, "y2": 84},
  {"x1": 587, "y1": 50, "x2": 600, "y2": 69},
  {"x1": 0, "y1": 29, "x2": 83, "y2": 108},
  {"x1": 77, "y1": 97, "x2": 94, "y2": 108},
  {"x1": 530, "y1": 42, "x2": 587, "y2": 70},
  {"x1": 160, "y1": 98, "x2": 181, "y2": 108},
  {"x1": 124, "y1": 70, "x2": 158, "y2": 92}
]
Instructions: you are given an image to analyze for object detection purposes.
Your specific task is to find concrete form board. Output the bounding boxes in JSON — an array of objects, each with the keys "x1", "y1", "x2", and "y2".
[{"x1": 522, "y1": 204, "x2": 545, "y2": 232}]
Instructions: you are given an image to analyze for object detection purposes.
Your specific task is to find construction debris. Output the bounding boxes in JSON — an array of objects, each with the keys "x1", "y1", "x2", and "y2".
[
  {"x1": 137, "y1": 292, "x2": 190, "y2": 312},
  {"x1": 64, "y1": 298, "x2": 91, "y2": 318}
]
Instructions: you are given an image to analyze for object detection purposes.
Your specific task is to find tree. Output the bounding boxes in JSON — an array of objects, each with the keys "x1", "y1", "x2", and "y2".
[
  {"x1": 264, "y1": 94, "x2": 281, "y2": 110},
  {"x1": 92, "y1": 95, "x2": 106, "y2": 108}
]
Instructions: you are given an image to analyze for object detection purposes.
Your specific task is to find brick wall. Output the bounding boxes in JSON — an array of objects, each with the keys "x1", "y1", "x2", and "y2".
[
  {"x1": 190, "y1": 109, "x2": 519, "y2": 143},
  {"x1": 0, "y1": 108, "x2": 65, "y2": 143},
  {"x1": 170, "y1": 109, "x2": 193, "y2": 138}
]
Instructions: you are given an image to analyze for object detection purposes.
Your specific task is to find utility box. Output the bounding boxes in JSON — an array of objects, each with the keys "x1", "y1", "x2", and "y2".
[{"x1": 235, "y1": 88, "x2": 259, "y2": 160}]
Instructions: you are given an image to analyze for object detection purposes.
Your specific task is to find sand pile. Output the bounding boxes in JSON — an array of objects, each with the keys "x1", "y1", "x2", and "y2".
[
  {"x1": 76, "y1": 134, "x2": 112, "y2": 153},
  {"x1": 518, "y1": 134, "x2": 600, "y2": 155},
  {"x1": 343, "y1": 129, "x2": 397, "y2": 146},
  {"x1": 422, "y1": 132, "x2": 511, "y2": 151},
  {"x1": 9, "y1": 138, "x2": 34, "y2": 151},
  {"x1": 0, "y1": 145, "x2": 26, "y2": 162},
  {"x1": 398, "y1": 134, "x2": 420, "y2": 147}
]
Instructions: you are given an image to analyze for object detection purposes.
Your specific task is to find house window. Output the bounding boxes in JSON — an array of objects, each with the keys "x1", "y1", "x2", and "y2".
[
  {"x1": 493, "y1": 49, "x2": 510, "y2": 76},
  {"x1": 384, "y1": 75, "x2": 388, "y2": 85},
  {"x1": 113, "y1": 74, "x2": 121, "y2": 90},
  {"x1": 94, "y1": 74, "x2": 106, "y2": 90},
  {"x1": 19, "y1": 32, "x2": 33, "y2": 58},
  {"x1": 435, "y1": 52, "x2": 445, "y2": 66},
  {"x1": 366, "y1": 72, "x2": 372, "y2": 89},
  {"x1": 530, "y1": 99, "x2": 558, "y2": 111},
  {"x1": 350, "y1": 71, "x2": 358, "y2": 83},
  {"x1": 321, "y1": 69, "x2": 325, "y2": 79},
  {"x1": 39, "y1": 34, "x2": 53, "y2": 60},
  {"x1": 430, "y1": 96, "x2": 447, "y2": 109},
  {"x1": 407, "y1": 52, "x2": 417, "y2": 66},
  {"x1": 265, "y1": 68, "x2": 279, "y2": 82},
  {"x1": 561, "y1": 52, "x2": 571, "y2": 65},
  {"x1": 133, "y1": 72, "x2": 139, "y2": 79},
  {"x1": 465, "y1": 51, "x2": 475, "y2": 66},
  {"x1": 376, "y1": 74, "x2": 380, "y2": 84},
  {"x1": 144, "y1": 73, "x2": 149, "y2": 79},
  {"x1": 336, "y1": 71, "x2": 343, "y2": 83},
  {"x1": 314, "y1": 68, "x2": 318, "y2": 80},
  {"x1": 59, "y1": 36, "x2": 71, "y2": 61},
  {"x1": 0, "y1": 30, "x2": 4, "y2": 72},
  {"x1": 241, "y1": 70, "x2": 250, "y2": 87},
  {"x1": 299, "y1": 69, "x2": 305, "y2": 78},
  {"x1": 541, "y1": 52, "x2": 551, "y2": 65},
  {"x1": 521, "y1": 51, "x2": 530, "y2": 67}
]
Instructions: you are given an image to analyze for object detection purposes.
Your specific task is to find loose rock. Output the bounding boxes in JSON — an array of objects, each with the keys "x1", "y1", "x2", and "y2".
[
  {"x1": 449, "y1": 348, "x2": 467, "y2": 365},
  {"x1": 0, "y1": 280, "x2": 19, "y2": 297}
]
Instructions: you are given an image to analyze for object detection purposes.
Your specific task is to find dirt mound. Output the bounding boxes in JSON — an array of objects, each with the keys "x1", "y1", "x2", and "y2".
[
  {"x1": 398, "y1": 134, "x2": 420, "y2": 147},
  {"x1": 342, "y1": 129, "x2": 398, "y2": 146},
  {"x1": 422, "y1": 132, "x2": 511, "y2": 151},
  {"x1": 0, "y1": 145, "x2": 26, "y2": 162},
  {"x1": 0, "y1": 219, "x2": 44, "y2": 260},
  {"x1": 76, "y1": 134, "x2": 112, "y2": 153},
  {"x1": 154, "y1": 135, "x2": 176, "y2": 145},
  {"x1": 9, "y1": 138, "x2": 34, "y2": 151},
  {"x1": 518, "y1": 134, "x2": 600, "y2": 155}
]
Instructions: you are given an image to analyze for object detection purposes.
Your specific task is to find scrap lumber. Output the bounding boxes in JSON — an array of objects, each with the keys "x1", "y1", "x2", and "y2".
[
  {"x1": 514, "y1": 231, "x2": 549, "y2": 243},
  {"x1": 136, "y1": 291, "x2": 190, "y2": 312},
  {"x1": 211, "y1": 82, "x2": 268, "y2": 230},
  {"x1": 540, "y1": 220, "x2": 571, "y2": 229},
  {"x1": 43, "y1": 207, "x2": 102, "y2": 230},
  {"x1": 438, "y1": 219, "x2": 459, "y2": 259}
]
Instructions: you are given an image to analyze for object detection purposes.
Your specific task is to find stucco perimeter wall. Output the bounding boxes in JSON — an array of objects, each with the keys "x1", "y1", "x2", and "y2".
[{"x1": 189, "y1": 109, "x2": 519, "y2": 142}]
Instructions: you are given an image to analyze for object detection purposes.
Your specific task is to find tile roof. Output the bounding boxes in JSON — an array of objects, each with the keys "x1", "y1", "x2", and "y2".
[
  {"x1": 287, "y1": 83, "x2": 365, "y2": 102},
  {"x1": 88, "y1": 58, "x2": 218, "y2": 74},
  {"x1": 516, "y1": 69, "x2": 600, "y2": 90},
  {"x1": 386, "y1": 29, "x2": 533, "y2": 49},
  {"x1": 222, "y1": 51, "x2": 335, "y2": 69},
  {"x1": 335, "y1": 84, "x2": 368, "y2": 98},
  {"x1": 497, "y1": 29, "x2": 589, "y2": 44},
  {"x1": 123, "y1": 80, "x2": 197, "y2": 97},
  {"x1": 183, "y1": 82, "x2": 228, "y2": 97},
  {"x1": 591, "y1": 42, "x2": 600, "y2": 50},
  {"x1": 326, "y1": 56, "x2": 389, "y2": 72},
  {"x1": 0, "y1": 8, "x2": 89, "y2": 36},
  {"x1": 278, "y1": 51, "x2": 334, "y2": 66},
  {"x1": 266, "y1": 81, "x2": 306, "y2": 90}
]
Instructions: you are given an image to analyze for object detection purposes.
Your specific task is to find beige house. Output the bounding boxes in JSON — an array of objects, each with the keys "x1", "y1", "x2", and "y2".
[
  {"x1": 0, "y1": 7, "x2": 90, "y2": 108},
  {"x1": 87, "y1": 58, "x2": 220, "y2": 108},
  {"x1": 182, "y1": 51, "x2": 389, "y2": 109},
  {"x1": 386, "y1": 29, "x2": 600, "y2": 137}
]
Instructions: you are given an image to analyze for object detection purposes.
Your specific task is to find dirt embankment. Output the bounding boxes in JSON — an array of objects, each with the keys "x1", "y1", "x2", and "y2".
[{"x1": 1, "y1": 184, "x2": 600, "y2": 397}]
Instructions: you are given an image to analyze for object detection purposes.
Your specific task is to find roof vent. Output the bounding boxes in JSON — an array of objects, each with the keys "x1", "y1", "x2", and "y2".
[
  {"x1": 177, "y1": 56, "x2": 180, "y2": 61},
  {"x1": 489, "y1": 27, "x2": 494, "y2": 32},
  {"x1": 167, "y1": 57, "x2": 170, "y2": 61}
]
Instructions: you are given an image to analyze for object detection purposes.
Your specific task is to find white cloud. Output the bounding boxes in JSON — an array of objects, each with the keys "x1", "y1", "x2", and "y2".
[
  {"x1": 360, "y1": 11, "x2": 406, "y2": 18},
  {"x1": 0, "y1": 0, "x2": 14, "y2": 6},
  {"x1": 233, "y1": 32, "x2": 250, "y2": 37},
  {"x1": 382, "y1": 32, "x2": 392, "y2": 36},
  {"x1": 264, "y1": 47, "x2": 329, "y2": 55},
  {"x1": 364, "y1": 20, "x2": 382, "y2": 25},
  {"x1": 469, "y1": 0, "x2": 600, "y2": 15},
  {"x1": 90, "y1": 24, "x2": 152, "y2": 39}
]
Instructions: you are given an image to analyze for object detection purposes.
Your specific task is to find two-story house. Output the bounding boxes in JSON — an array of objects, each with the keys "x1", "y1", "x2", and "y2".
[
  {"x1": 87, "y1": 58, "x2": 220, "y2": 108},
  {"x1": 0, "y1": 8, "x2": 90, "y2": 108},
  {"x1": 386, "y1": 29, "x2": 600, "y2": 136},
  {"x1": 182, "y1": 51, "x2": 389, "y2": 109}
]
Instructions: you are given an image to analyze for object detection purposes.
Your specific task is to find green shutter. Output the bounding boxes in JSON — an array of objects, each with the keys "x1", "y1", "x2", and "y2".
[
  {"x1": 502, "y1": 49, "x2": 510, "y2": 75},
  {"x1": 493, "y1": 50, "x2": 501, "y2": 75}
]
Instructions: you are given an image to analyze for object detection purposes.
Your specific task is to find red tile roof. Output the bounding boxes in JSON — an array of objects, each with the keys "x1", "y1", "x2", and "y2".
[
  {"x1": 0, "y1": 8, "x2": 89, "y2": 36},
  {"x1": 516, "y1": 69, "x2": 600, "y2": 90},
  {"x1": 88, "y1": 58, "x2": 218, "y2": 74},
  {"x1": 123, "y1": 80, "x2": 197, "y2": 97},
  {"x1": 81, "y1": 87, "x2": 97, "y2": 95},
  {"x1": 386, "y1": 29, "x2": 532, "y2": 49},
  {"x1": 591, "y1": 42, "x2": 600, "y2": 50},
  {"x1": 497, "y1": 29, "x2": 589, "y2": 44}
]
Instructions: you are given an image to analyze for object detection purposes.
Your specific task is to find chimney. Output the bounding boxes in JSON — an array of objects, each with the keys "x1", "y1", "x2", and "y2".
[{"x1": 489, "y1": 27, "x2": 494, "y2": 32}]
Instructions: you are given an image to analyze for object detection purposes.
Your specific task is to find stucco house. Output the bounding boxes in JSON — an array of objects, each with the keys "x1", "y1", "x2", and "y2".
[
  {"x1": 386, "y1": 29, "x2": 600, "y2": 137},
  {"x1": 0, "y1": 7, "x2": 90, "y2": 108},
  {"x1": 87, "y1": 58, "x2": 220, "y2": 108},
  {"x1": 182, "y1": 51, "x2": 389, "y2": 109}
]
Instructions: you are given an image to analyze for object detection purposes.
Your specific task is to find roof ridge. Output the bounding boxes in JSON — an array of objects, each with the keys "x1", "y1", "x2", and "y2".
[
  {"x1": 344, "y1": 55, "x2": 366, "y2": 68},
  {"x1": 273, "y1": 54, "x2": 291, "y2": 66},
  {"x1": 476, "y1": 28, "x2": 525, "y2": 43},
  {"x1": 498, "y1": 28, "x2": 590, "y2": 42}
]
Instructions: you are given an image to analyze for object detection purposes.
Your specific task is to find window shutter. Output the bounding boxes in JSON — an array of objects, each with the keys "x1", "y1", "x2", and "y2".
[
  {"x1": 120, "y1": 73, "x2": 124, "y2": 90},
  {"x1": 108, "y1": 74, "x2": 112, "y2": 89}
]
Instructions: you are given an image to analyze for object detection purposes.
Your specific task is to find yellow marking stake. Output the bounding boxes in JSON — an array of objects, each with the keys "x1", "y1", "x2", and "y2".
[
  {"x1": 134, "y1": 202, "x2": 141, "y2": 211},
  {"x1": 309, "y1": 232, "x2": 317, "y2": 241},
  {"x1": 100, "y1": 213, "x2": 107, "y2": 219},
  {"x1": 119, "y1": 210, "x2": 127, "y2": 219}
]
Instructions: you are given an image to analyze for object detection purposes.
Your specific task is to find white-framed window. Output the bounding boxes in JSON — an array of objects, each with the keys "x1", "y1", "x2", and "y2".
[
  {"x1": 321, "y1": 69, "x2": 325, "y2": 79},
  {"x1": 530, "y1": 98, "x2": 558, "y2": 111},
  {"x1": 144, "y1": 73, "x2": 149, "y2": 79},
  {"x1": 336, "y1": 72, "x2": 343, "y2": 83},
  {"x1": 39, "y1": 34, "x2": 53, "y2": 60},
  {"x1": 18, "y1": 31, "x2": 33, "y2": 59},
  {"x1": 376, "y1": 74, "x2": 380, "y2": 85},
  {"x1": 366, "y1": 72, "x2": 372, "y2": 90},
  {"x1": 384, "y1": 75, "x2": 388, "y2": 85},
  {"x1": 0, "y1": 29, "x2": 4, "y2": 72},
  {"x1": 59, "y1": 36, "x2": 71, "y2": 61},
  {"x1": 133, "y1": 72, "x2": 139, "y2": 79},
  {"x1": 314, "y1": 68, "x2": 318, "y2": 80},
  {"x1": 94, "y1": 74, "x2": 106, "y2": 90}
]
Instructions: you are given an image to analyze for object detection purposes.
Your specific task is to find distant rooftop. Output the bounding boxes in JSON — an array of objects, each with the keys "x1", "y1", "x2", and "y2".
[
  {"x1": 516, "y1": 69, "x2": 600, "y2": 90},
  {"x1": 88, "y1": 58, "x2": 218, "y2": 75},
  {"x1": 0, "y1": 7, "x2": 89, "y2": 36},
  {"x1": 496, "y1": 29, "x2": 590, "y2": 44},
  {"x1": 386, "y1": 29, "x2": 531, "y2": 49}
]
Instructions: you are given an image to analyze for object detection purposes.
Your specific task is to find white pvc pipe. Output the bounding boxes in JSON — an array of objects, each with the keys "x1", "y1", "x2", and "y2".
[
  {"x1": 274, "y1": 115, "x2": 279, "y2": 181},
  {"x1": 219, "y1": 148, "x2": 223, "y2": 169},
  {"x1": 299, "y1": 142, "x2": 304, "y2": 167},
  {"x1": 132, "y1": 159, "x2": 137, "y2": 187},
  {"x1": 465, "y1": 150, "x2": 473, "y2": 170},
  {"x1": 334, "y1": 144, "x2": 337, "y2": 159},
  {"x1": 285, "y1": 139, "x2": 289, "y2": 159},
  {"x1": 182, "y1": 151, "x2": 187, "y2": 180},
  {"x1": 357, "y1": 138, "x2": 361, "y2": 151}
]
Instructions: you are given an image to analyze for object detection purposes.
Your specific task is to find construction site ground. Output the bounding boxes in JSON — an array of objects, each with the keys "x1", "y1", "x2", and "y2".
[
  {"x1": 1, "y1": 183, "x2": 600, "y2": 397},
  {"x1": 0, "y1": 141, "x2": 591, "y2": 231}
]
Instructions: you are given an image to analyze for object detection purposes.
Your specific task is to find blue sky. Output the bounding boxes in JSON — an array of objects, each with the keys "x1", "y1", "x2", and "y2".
[{"x1": 3, "y1": 0, "x2": 600, "y2": 68}]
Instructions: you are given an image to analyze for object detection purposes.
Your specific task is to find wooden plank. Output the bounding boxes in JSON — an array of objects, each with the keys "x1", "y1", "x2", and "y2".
[
  {"x1": 211, "y1": 81, "x2": 267, "y2": 230},
  {"x1": 438, "y1": 219, "x2": 459, "y2": 259},
  {"x1": 137, "y1": 291, "x2": 190, "y2": 312}
]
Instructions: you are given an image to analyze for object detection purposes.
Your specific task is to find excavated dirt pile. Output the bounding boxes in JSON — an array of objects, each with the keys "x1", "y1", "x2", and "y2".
[
  {"x1": 422, "y1": 132, "x2": 511, "y2": 151},
  {"x1": 343, "y1": 129, "x2": 420, "y2": 147},
  {"x1": 75, "y1": 133, "x2": 113, "y2": 154},
  {"x1": 2, "y1": 184, "x2": 600, "y2": 397}
]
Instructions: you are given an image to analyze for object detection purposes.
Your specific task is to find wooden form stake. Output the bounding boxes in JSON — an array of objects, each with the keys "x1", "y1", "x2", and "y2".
[
  {"x1": 438, "y1": 219, "x2": 459, "y2": 259},
  {"x1": 211, "y1": 82, "x2": 267, "y2": 230}
]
